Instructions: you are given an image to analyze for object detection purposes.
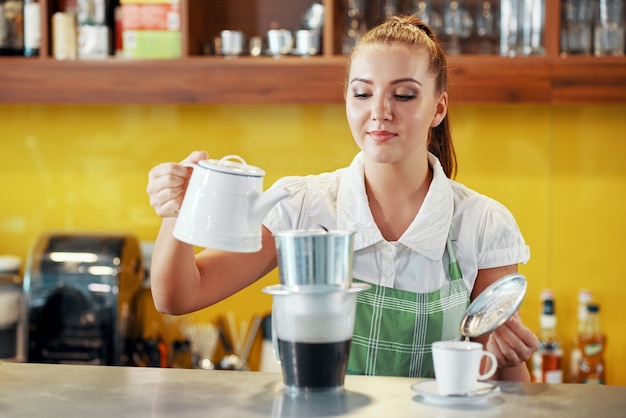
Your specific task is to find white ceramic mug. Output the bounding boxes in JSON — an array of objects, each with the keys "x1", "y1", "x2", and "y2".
[{"x1": 432, "y1": 340, "x2": 498, "y2": 396}]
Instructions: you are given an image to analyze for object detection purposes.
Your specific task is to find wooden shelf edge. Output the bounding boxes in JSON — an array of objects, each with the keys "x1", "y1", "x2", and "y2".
[
  {"x1": 0, "y1": 56, "x2": 624, "y2": 105},
  {"x1": 447, "y1": 56, "x2": 552, "y2": 104},
  {"x1": 549, "y1": 56, "x2": 626, "y2": 105},
  {"x1": 0, "y1": 57, "x2": 349, "y2": 104}
]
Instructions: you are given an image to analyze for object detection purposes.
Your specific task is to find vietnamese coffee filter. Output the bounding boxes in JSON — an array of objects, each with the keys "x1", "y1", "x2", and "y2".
[
  {"x1": 460, "y1": 273, "x2": 527, "y2": 338},
  {"x1": 274, "y1": 230, "x2": 355, "y2": 288}
]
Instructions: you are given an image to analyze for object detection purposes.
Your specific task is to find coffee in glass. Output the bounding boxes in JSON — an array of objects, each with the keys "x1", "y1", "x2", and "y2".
[{"x1": 263, "y1": 283, "x2": 369, "y2": 392}]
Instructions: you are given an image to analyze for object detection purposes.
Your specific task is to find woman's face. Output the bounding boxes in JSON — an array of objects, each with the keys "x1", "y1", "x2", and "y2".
[{"x1": 346, "y1": 43, "x2": 447, "y2": 167}]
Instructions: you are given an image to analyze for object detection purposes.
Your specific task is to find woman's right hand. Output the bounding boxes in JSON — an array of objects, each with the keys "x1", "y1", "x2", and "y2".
[{"x1": 147, "y1": 150, "x2": 208, "y2": 218}]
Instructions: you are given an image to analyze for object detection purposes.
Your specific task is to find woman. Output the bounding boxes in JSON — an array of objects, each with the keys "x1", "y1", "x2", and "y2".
[{"x1": 147, "y1": 15, "x2": 538, "y2": 380}]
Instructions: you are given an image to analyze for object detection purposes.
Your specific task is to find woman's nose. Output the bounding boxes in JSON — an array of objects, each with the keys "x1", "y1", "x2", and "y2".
[{"x1": 371, "y1": 98, "x2": 392, "y2": 121}]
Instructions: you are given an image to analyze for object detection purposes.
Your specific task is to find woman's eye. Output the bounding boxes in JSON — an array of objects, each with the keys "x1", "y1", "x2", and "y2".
[
  {"x1": 394, "y1": 94, "x2": 416, "y2": 101},
  {"x1": 353, "y1": 92, "x2": 371, "y2": 99}
]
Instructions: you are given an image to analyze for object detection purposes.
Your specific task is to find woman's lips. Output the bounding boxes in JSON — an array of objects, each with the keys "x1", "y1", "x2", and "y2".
[{"x1": 368, "y1": 130, "x2": 396, "y2": 142}]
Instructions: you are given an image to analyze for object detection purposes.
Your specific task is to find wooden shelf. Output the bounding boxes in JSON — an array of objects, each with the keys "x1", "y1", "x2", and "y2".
[
  {"x1": 549, "y1": 56, "x2": 626, "y2": 104},
  {"x1": 0, "y1": 56, "x2": 348, "y2": 104},
  {"x1": 1, "y1": 0, "x2": 624, "y2": 105},
  {"x1": 1, "y1": 55, "x2": 624, "y2": 105}
]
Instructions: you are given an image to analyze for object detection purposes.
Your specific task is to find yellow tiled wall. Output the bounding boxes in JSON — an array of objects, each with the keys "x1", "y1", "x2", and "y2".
[{"x1": 2, "y1": 104, "x2": 625, "y2": 384}]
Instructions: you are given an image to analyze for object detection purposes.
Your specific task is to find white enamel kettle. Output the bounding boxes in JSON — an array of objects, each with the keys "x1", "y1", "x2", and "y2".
[{"x1": 173, "y1": 155, "x2": 290, "y2": 252}]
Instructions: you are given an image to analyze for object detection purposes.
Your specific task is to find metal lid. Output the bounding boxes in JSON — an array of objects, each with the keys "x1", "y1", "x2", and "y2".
[
  {"x1": 460, "y1": 273, "x2": 527, "y2": 338},
  {"x1": 198, "y1": 155, "x2": 265, "y2": 177}
]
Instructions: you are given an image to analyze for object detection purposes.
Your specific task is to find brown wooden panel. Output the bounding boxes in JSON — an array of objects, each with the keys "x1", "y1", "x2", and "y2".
[
  {"x1": 551, "y1": 57, "x2": 626, "y2": 104},
  {"x1": 0, "y1": 57, "x2": 348, "y2": 104},
  {"x1": 543, "y1": 0, "x2": 562, "y2": 57},
  {"x1": 1, "y1": 55, "x2": 624, "y2": 105},
  {"x1": 447, "y1": 56, "x2": 552, "y2": 103}
]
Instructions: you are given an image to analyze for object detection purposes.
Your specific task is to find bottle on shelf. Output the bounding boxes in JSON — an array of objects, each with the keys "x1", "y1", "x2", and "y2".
[
  {"x1": 23, "y1": 0, "x2": 40, "y2": 56},
  {"x1": 0, "y1": 0, "x2": 25, "y2": 56},
  {"x1": 578, "y1": 303, "x2": 606, "y2": 384},
  {"x1": 52, "y1": 11, "x2": 77, "y2": 60},
  {"x1": 569, "y1": 289, "x2": 593, "y2": 383},
  {"x1": 76, "y1": 0, "x2": 110, "y2": 58},
  {"x1": 531, "y1": 289, "x2": 564, "y2": 383}
]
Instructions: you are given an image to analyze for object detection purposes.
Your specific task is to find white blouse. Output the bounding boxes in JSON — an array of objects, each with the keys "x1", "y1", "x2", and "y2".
[{"x1": 264, "y1": 152, "x2": 530, "y2": 294}]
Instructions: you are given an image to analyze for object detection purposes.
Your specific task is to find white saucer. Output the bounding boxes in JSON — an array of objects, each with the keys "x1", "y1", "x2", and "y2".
[{"x1": 411, "y1": 381, "x2": 500, "y2": 406}]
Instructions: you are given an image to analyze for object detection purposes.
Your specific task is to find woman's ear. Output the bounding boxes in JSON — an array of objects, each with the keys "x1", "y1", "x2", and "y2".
[{"x1": 430, "y1": 91, "x2": 448, "y2": 128}]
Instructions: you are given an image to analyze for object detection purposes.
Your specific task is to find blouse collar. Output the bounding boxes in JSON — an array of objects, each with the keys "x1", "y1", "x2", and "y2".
[{"x1": 337, "y1": 152, "x2": 454, "y2": 260}]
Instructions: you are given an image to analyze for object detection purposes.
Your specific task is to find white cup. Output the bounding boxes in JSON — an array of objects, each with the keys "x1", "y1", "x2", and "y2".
[
  {"x1": 267, "y1": 29, "x2": 293, "y2": 56},
  {"x1": 295, "y1": 29, "x2": 320, "y2": 56},
  {"x1": 432, "y1": 340, "x2": 497, "y2": 396},
  {"x1": 221, "y1": 30, "x2": 244, "y2": 56}
]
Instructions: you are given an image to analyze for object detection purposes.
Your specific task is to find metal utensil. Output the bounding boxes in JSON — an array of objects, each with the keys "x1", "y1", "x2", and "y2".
[
  {"x1": 181, "y1": 322, "x2": 219, "y2": 370},
  {"x1": 447, "y1": 383, "x2": 500, "y2": 397},
  {"x1": 216, "y1": 314, "x2": 263, "y2": 371},
  {"x1": 238, "y1": 315, "x2": 263, "y2": 370},
  {"x1": 460, "y1": 273, "x2": 527, "y2": 338},
  {"x1": 217, "y1": 316, "x2": 244, "y2": 370}
]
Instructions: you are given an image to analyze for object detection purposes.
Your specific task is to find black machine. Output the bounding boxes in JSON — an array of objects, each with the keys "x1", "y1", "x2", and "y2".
[{"x1": 23, "y1": 232, "x2": 144, "y2": 365}]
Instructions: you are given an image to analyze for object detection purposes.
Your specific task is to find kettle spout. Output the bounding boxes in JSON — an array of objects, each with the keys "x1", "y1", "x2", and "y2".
[{"x1": 251, "y1": 187, "x2": 291, "y2": 225}]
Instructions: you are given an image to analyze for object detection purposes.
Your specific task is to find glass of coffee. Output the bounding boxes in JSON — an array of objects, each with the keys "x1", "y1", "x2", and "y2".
[{"x1": 263, "y1": 283, "x2": 369, "y2": 393}]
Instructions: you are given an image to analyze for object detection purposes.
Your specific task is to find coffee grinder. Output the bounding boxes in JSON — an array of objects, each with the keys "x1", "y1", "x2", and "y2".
[
  {"x1": 0, "y1": 255, "x2": 24, "y2": 361},
  {"x1": 22, "y1": 232, "x2": 144, "y2": 365}
]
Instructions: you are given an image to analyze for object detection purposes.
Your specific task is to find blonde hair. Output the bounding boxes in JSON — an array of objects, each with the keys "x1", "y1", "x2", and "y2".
[{"x1": 346, "y1": 15, "x2": 457, "y2": 178}]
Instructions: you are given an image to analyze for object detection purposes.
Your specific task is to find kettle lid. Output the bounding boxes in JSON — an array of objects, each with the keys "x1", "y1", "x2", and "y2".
[{"x1": 199, "y1": 155, "x2": 265, "y2": 177}]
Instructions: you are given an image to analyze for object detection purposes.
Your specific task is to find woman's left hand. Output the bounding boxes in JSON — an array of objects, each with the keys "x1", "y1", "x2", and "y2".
[{"x1": 486, "y1": 312, "x2": 539, "y2": 368}]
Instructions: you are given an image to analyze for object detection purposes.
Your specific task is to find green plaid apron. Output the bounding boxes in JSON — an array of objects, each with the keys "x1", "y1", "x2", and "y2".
[{"x1": 347, "y1": 234, "x2": 470, "y2": 377}]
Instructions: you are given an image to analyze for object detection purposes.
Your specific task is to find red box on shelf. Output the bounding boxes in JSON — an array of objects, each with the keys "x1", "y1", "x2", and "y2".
[{"x1": 121, "y1": 3, "x2": 180, "y2": 31}]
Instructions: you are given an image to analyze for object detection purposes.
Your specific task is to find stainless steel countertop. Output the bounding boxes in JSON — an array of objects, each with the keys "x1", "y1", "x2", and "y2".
[{"x1": 1, "y1": 361, "x2": 625, "y2": 417}]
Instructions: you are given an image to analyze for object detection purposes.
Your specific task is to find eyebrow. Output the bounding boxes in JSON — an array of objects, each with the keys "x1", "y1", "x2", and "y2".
[{"x1": 349, "y1": 77, "x2": 422, "y2": 86}]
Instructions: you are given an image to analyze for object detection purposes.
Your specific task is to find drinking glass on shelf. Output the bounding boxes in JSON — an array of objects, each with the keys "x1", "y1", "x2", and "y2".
[
  {"x1": 475, "y1": 1, "x2": 498, "y2": 54},
  {"x1": 383, "y1": 0, "x2": 399, "y2": 19},
  {"x1": 500, "y1": 0, "x2": 544, "y2": 56},
  {"x1": 410, "y1": 1, "x2": 444, "y2": 36},
  {"x1": 520, "y1": 0, "x2": 545, "y2": 55},
  {"x1": 561, "y1": 0, "x2": 594, "y2": 55},
  {"x1": 343, "y1": 0, "x2": 367, "y2": 54},
  {"x1": 442, "y1": 0, "x2": 473, "y2": 55},
  {"x1": 500, "y1": 0, "x2": 521, "y2": 56},
  {"x1": 594, "y1": 0, "x2": 625, "y2": 56}
]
